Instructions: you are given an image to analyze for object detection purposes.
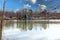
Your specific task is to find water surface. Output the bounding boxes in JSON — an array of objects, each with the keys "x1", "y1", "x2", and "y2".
[{"x1": 2, "y1": 20, "x2": 60, "y2": 40}]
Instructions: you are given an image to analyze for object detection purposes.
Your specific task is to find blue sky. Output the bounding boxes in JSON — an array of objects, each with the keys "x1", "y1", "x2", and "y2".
[{"x1": 0, "y1": 0, "x2": 60, "y2": 12}]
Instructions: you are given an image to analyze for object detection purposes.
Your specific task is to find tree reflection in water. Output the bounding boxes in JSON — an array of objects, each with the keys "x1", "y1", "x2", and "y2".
[
  {"x1": 17, "y1": 20, "x2": 27, "y2": 31},
  {"x1": 3, "y1": 20, "x2": 48, "y2": 31},
  {"x1": 17, "y1": 20, "x2": 48, "y2": 31},
  {"x1": 33, "y1": 22, "x2": 48, "y2": 30},
  {"x1": 17, "y1": 20, "x2": 33, "y2": 31},
  {"x1": 41, "y1": 22, "x2": 48, "y2": 30},
  {"x1": 3, "y1": 20, "x2": 15, "y2": 29}
]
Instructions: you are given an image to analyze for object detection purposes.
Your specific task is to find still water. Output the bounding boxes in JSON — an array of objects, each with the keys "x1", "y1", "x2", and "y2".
[{"x1": 2, "y1": 20, "x2": 60, "y2": 40}]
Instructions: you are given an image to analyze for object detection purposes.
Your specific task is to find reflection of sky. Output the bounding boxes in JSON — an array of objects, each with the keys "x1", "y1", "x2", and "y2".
[{"x1": 2, "y1": 23, "x2": 60, "y2": 40}]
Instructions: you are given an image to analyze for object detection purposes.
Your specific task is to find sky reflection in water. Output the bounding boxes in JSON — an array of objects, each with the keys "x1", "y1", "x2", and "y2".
[{"x1": 2, "y1": 20, "x2": 60, "y2": 40}]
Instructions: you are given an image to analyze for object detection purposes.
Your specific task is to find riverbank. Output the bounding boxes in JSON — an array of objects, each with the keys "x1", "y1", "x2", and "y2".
[
  {"x1": 1, "y1": 19, "x2": 60, "y2": 24},
  {"x1": 2, "y1": 19, "x2": 60, "y2": 23}
]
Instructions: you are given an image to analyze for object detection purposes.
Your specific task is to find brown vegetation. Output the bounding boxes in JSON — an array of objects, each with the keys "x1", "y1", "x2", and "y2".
[{"x1": 0, "y1": 9, "x2": 60, "y2": 20}]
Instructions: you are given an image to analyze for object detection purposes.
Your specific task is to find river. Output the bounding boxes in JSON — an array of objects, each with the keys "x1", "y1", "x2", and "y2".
[{"x1": 2, "y1": 20, "x2": 60, "y2": 40}]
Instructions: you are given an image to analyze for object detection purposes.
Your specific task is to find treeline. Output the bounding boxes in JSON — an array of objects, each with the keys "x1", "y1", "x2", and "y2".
[
  {"x1": 0, "y1": 9, "x2": 34, "y2": 20},
  {"x1": 0, "y1": 9, "x2": 60, "y2": 20}
]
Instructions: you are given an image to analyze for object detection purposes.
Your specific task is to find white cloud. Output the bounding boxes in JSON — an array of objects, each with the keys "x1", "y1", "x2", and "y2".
[
  {"x1": 14, "y1": 9, "x2": 20, "y2": 13},
  {"x1": 40, "y1": 5, "x2": 46, "y2": 10},
  {"x1": 24, "y1": 4, "x2": 31, "y2": 8},
  {"x1": 30, "y1": 0, "x2": 36, "y2": 4}
]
